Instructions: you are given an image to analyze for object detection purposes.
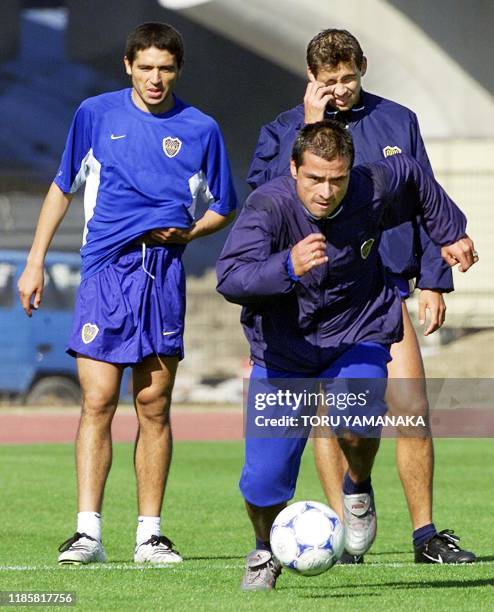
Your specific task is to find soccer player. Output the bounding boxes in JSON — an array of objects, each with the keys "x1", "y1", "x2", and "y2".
[
  {"x1": 217, "y1": 121, "x2": 476, "y2": 590},
  {"x1": 247, "y1": 29, "x2": 476, "y2": 565},
  {"x1": 17, "y1": 22, "x2": 237, "y2": 565}
]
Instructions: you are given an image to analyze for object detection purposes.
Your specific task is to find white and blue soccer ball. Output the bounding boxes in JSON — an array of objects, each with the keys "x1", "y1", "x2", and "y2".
[{"x1": 270, "y1": 501, "x2": 344, "y2": 575}]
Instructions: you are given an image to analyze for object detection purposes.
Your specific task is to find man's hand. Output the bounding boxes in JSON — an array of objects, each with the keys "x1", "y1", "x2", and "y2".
[
  {"x1": 149, "y1": 211, "x2": 235, "y2": 245},
  {"x1": 418, "y1": 289, "x2": 446, "y2": 336},
  {"x1": 290, "y1": 233, "x2": 328, "y2": 277},
  {"x1": 304, "y1": 76, "x2": 332, "y2": 124},
  {"x1": 149, "y1": 227, "x2": 195, "y2": 245},
  {"x1": 441, "y1": 235, "x2": 478, "y2": 272},
  {"x1": 18, "y1": 263, "x2": 45, "y2": 317}
]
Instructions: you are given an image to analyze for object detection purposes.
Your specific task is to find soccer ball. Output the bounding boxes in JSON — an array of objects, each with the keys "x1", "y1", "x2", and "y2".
[{"x1": 270, "y1": 501, "x2": 344, "y2": 576}]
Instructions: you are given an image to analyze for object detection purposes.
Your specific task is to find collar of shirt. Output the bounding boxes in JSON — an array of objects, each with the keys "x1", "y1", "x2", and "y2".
[{"x1": 324, "y1": 90, "x2": 367, "y2": 125}]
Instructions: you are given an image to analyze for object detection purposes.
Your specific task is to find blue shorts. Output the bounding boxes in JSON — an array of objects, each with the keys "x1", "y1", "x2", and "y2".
[
  {"x1": 67, "y1": 244, "x2": 185, "y2": 364},
  {"x1": 240, "y1": 342, "x2": 391, "y2": 507}
]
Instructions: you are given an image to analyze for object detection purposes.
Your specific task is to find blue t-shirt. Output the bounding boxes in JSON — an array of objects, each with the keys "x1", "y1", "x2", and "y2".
[{"x1": 55, "y1": 89, "x2": 238, "y2": 279}]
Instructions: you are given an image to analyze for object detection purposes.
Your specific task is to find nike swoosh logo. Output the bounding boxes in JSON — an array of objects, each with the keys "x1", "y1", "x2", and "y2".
[
  {"x1": 162, "y1": 331, "x2": 178, "y2": 336},
  {"x1": 423, "y1": 552, "x2": 443, "y2": 563},
  {"x1": 111, "y1": 134, "x2": 126, "y2": 140}
]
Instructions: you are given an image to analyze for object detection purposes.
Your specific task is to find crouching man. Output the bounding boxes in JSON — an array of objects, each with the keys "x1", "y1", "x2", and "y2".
[{"x1": 216, "y1": 120, "x2": 477, "y2": 591}]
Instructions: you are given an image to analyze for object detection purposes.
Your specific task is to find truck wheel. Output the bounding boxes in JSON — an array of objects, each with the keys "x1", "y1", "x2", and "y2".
[{"x1": 25, "y1": 376, "x2": 81, "y2": 406}]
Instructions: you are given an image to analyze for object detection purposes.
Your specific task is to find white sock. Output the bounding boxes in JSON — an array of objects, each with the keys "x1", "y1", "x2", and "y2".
[
  {"x1": 77, "y1": 511, "x2": 102, "y2": 542},
  {"x1": 136, "y1": 516, "x2": 161, "y2": 546}
]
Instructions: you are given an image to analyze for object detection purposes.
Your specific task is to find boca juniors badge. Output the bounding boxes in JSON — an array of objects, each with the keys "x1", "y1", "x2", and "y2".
[
  {"x1": 82, "y1": 323, "x2": 99, "y2": 344},
  {"x1": 360, "y1": 238, "x2": 375, "y2": 259},
  {"x1": 382, "y1": 145, "x2": 402, "y2": 158},
  {"x1": 163, "y1": 136, "x2": 182, "y2": 158}
]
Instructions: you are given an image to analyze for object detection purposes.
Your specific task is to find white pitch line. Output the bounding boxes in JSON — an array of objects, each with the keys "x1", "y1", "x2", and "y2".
[
  {"x1": 0, "y1": 561, "x2": 491, "y2": 572},
  {"x1": 0, "y1": 564, "x2": 242, "y2": 572}
]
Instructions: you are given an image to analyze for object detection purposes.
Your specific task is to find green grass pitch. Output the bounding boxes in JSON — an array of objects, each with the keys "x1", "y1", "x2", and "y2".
[{"x1": 0, "y1": 439, "x2": 492, "y2": 610}]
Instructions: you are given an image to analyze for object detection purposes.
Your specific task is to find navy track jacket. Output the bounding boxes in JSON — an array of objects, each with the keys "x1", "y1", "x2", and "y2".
[
  {"x1": 246, "y1": 91, "x2": 453, "y2": 292},
  {"x1": 217, "y1": 155, "x2": 466, "y2": 373}
]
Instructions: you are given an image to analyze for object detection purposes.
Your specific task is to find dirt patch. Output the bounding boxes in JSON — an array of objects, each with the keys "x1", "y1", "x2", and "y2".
[{"x1": 423, "y1": 329, "x2": 494, "y2": 377}]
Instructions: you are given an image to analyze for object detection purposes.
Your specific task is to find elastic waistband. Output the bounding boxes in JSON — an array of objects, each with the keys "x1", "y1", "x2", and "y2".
[{"x1": 132, "y1": 234, "x2": 165, "y2": 247}]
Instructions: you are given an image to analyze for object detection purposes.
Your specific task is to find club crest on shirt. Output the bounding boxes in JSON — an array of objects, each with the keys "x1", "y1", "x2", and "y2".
[
  {"x1": 382, "y1": 145, "x2": 402, "y2": 158},
  {"x1": 360, "y1": 238, "x2": 375, "y2": 259},
  {"x1": 163, "y1": 136, "x2": 182, "y2": 158},
  {"x1": 82, "y1": 323, "x2": 99, "y2": 344}
]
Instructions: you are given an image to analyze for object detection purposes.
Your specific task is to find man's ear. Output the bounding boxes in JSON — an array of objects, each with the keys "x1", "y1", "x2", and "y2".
[
  {"x1": 306, "y1": 67, "x2": 316, "y2": 82},
  {"x1": 290, "y1": 159, "x2": 298, "y2": 179},
  {"x1": 360, "y1": 56, "x2": 367, "y2": 77},
  {"x1": 124, "y1": 56, "x2": 132, "y2": 76}
]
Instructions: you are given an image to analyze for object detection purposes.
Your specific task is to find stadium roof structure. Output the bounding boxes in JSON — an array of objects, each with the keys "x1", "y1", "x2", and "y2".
[
  {"x1": 162, "y1": 0, "x2": 494, "y2": 138},
  {"x1": 0, "y1": 8, "x2": 121, "y2": 179}
]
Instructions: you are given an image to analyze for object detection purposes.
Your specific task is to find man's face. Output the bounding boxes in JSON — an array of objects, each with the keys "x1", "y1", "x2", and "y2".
[
  {"x1": 311, "y1": 59, "x2": 366, "y2": 112},
  {"x1": 290, "y1": 152, "x2": 351, "y2": 219},
  {"x1": 124, "y1": 46, "x2": 180, "y2": 114}
]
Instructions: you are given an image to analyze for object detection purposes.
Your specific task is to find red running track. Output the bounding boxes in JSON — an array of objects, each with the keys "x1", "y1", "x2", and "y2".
[
  {"x1": 0, "y1": 410, "x2": 243, "y2": 444},
  {"x1": 0, "y1": 408, "x2": 492, "y2": 444}
]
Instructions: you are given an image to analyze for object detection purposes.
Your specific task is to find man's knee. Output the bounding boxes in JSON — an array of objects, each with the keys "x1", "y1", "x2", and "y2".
[
  {"x1": 387, "y1": 380, "x2": 429, "y2": 419},
  {"x1": 135, "y1": 387, "x2": 172, "y2": 427},
  {"x1": 81, "y1": 388, "x2": 118, "y2": 420},
  {"x1": 338, "y1": 431, "x2": 373, "y2": 450},
  {"x1": 338, "y1": 433, "x2": 380, "y2": 454}
]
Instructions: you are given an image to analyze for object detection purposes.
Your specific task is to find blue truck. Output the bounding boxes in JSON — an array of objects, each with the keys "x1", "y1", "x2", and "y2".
[{"x1": 0, "y1": 250, "x2": 130, "y2": 405}]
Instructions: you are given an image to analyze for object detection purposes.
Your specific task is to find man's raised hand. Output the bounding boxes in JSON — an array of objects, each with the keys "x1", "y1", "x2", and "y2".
[
  {"x1": 290, "y1": 233, "x2": 328, "y2": 277},
  {"x1": 304, "y1": 74, "x2": 332, "y2": 124},
  {"x1": 441, "y1": 235, "x2": 478, "y2": 273}
]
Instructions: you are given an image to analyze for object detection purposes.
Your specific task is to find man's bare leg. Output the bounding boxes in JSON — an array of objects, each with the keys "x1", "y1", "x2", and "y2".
[
  {"x1": 245, "y1": 501, "x2": 287, "y2": 542},
  {"x1": 241, "y1": 500, "x2": 286, "y2": 591},
  {"x1": 313, "y1": 436, "x2": 346, "y2": 520},
  {"x1": 314, "y1": 304, "x2": 434, "y2": 530},
  {"x1": 388, "y1": 303, "x2": 433, "y2": 530},
  {"x1": 131, "y1": 354, "x2": 182, "y2": 563},
  {"x1": 132, "y1": 354, "x2": 178, "y2": 517},
  {"x1": 57, "y1": 356, "x2": 123, "y2": 563},
  {"x1": 76, "y1": 356, "x2": 123, "y2": 513},
  {"x1": 338, "y1": 436, "x2": 380, "y2": 484}
]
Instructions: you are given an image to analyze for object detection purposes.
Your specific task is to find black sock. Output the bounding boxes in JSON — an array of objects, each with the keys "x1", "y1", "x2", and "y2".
[
  {"x1": 413, "y1": 523, "x2": 437, "y2": 548},
  {"x1": 255, "y1": 538, "x2": 271, "y2": 552},
  {"x1": 343, "y1": 471, "x2": 372, "y2": 495}
]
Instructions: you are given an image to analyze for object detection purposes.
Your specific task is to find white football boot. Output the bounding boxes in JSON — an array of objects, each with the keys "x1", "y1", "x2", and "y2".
[
  {"x1": 134, "y1": 535, "x2": 183, "y2": 563},
  {"x1": 58, "y1": 532, "x2": 106, "y2": 565},
  {"x1": 343, "y1": 492, "x2": 377, "y2": 556}
]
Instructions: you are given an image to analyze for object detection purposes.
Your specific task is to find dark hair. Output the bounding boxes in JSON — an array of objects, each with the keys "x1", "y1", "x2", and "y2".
[
  {"x1": 125, "y1": 22, "x2": 184, "y2": 68},
  {"x1": 292, "y1": 120, "x2": 354, "y2": 169},
  {"x1": 307, "y1": 29, "x2": 364, "y2": 75}
]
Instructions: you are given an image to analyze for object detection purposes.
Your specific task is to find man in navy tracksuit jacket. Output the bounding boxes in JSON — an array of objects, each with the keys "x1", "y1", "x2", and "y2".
[
  {"x1": 245, "y1": 29, "x2": 477, "y2": 570},
  {"x1": 247, "y1": 90, "x2": 450, "y2": 292},
  {"x1": 217, "y1": 121, "x2": 477, "y2": 590}
]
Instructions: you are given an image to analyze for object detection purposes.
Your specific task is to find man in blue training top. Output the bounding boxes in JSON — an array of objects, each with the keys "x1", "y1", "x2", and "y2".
[
  {"x1": 217, "y1": 120, "x2": 477, "y2": 590},
  {"x1": 18, "y1": 22, "x2": 237, "y2": 565},
  {"x1": 247, "y1": 28, "x2": 477, "y2": 565}
]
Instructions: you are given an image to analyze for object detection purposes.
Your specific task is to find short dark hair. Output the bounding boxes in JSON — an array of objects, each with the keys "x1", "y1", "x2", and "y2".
[
  {"x1": 125, "y1": 22, "x2": 184, "y2": 68},
  {"x1": 307, "y1": 29, "x2": 364, "y2": 75},
  {"x1": 292, "y1": 120, "x2": 354, "y2": 169}
]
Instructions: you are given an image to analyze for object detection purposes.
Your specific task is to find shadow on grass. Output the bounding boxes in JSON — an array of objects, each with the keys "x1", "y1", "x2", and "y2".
[
  {"x1": 366, "y1": 550, "x2": 409, "y2": 556},
  {"x1": 476, "y1": 555, "x2": 494, "y2": 562},
  {"x1": 298, "y1": 592, "x2": 382, "y2": 599},
  {"x1": 184, "y1": 555, "x2": 245, "y2": 561},
  {"x1": 366, "y1": 578, "x2": 494, "y2": 589},
  {"x1": 286, "y1": 577, "x2": 494, "y2": 599},
  {"x1": 105, "y1": 555, "x2": 245, "y2": 563}
]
